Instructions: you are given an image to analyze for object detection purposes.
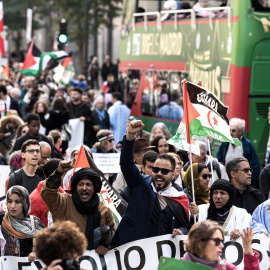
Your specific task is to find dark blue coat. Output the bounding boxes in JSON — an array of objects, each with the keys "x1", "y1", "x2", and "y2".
[
  {"x1": 216, "y1": 136, "x2": 260, "y2": 187},
  {"x1": 111, "y1": 137, "x2": 185, "y2": 247}
]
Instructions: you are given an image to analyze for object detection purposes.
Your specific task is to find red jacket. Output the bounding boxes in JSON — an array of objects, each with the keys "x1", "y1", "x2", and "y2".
[
  {"x1": 216, "y1": 251, "x2": 260, "y2": 270},
  {"x1": 29, "y1": 181, "x2": 65, "y2": 226}
]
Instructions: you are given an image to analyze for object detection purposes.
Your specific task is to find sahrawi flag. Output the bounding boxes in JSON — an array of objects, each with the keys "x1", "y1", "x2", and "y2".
[
  {"x1": 176, "y1": 81, "x2": 241, "y2": 146},
  {"x1": 21, "y1": 40, "x2": 69, "y2": 76}
]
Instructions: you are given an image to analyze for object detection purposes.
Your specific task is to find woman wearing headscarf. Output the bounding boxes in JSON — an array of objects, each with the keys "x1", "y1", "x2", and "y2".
[
  {"x1": 190, "y1": 179, "x2": 251, "y2": 240},
  {"x1": 1, "y1": 186, "x2": 45, "y2": 261},
  {"x1": 183, "y1": 163, "x2": 211, "y2": 205}
]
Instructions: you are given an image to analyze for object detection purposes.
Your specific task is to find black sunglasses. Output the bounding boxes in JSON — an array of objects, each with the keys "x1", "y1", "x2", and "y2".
[
  {"x1": 234, "y1": 168, "x2": 252, "y2": 174},
  {"x1": 152, "y1": 167, "x2": 172, "y2": 175},
  {"x1": 108, "y1": 139, "x2": 114, "y2": 143},
  {"x1": 209, "y1": 237, "x2": 224, "y2": 246},
  {"x1": 201, "y1": 174, "x2": 212, "y2": 180}
]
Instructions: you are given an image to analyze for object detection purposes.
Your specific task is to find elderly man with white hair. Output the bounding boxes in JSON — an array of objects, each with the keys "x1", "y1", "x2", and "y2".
[
  {"x1": 216, "y1": 117, "x2": 260, "y2": 187},
  {"x1": 183, "y1": 141, "x2": 229, "y2": 185}
]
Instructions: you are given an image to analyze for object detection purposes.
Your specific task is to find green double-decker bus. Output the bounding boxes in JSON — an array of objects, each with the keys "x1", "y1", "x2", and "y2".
[{"x1": 119, "y1": 0, "x2": 270, "y2": 163}]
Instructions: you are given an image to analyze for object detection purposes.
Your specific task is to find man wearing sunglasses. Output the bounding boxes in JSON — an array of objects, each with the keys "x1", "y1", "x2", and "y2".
[
  {"x1": 226, "y1": 157, "x2": 265, "y2": 214},
  {"x1": 7, "y1": 139, "x2": 43, "y2": 194},
  {"x1": 110, "y1": 120, "x2": 190, "y2": 248},
  {"x1": 216, "y1": 118, "x2": 260, "y2": 187}
]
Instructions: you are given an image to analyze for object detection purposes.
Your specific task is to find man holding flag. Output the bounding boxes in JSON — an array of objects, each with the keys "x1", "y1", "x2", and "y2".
[{"x1": 110, "y1": 119, "x2": 190, "y2": 247}]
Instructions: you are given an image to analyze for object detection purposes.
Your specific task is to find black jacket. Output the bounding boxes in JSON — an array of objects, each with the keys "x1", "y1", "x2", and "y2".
[
  {"x1": 39, "y1": 110, "x2": 70, "y2": 135},
  {"x1": 12, "y1": 131, "x2": 53, "y2": 153},
  {"x1": 259, "y1": 164, "x2": 270, "y2": 200},
  {"x1": 232, "y1": 186, "x2": 265, "y2": 214}
]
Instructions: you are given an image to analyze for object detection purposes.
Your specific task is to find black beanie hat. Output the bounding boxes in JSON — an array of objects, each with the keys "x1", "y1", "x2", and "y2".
[
  {"x1": 35, "y1": 158, "x2": 61, "y2": 178},
  {"x1": 69, "y1": 168, "x2": 102, "y2": 193},
  {"x1": 210, "y1": 179, "x2": 236, "y2": 201}
]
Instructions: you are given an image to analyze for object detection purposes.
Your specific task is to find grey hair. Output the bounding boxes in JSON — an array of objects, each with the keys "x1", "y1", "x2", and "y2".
[
  {"x1": 230, "y1": 118, "x2": 245, "y2": 133},
  {"x1": 225, "y1": 157, "x2": 248, "y2": 180},
  {"x1": 93, "y1": 95, "x2": 104, "y2": 108},
  {"x1": 150, "y1": 122, "x2": 171, "y2": 141},
  {"x1": 199, "y1": 141, "x2": 207, "y2": 154}
]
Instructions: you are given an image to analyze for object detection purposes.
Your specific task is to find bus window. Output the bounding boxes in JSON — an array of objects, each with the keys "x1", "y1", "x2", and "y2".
[
  {"x1": 141, "y1": 70, "x2": 170, "y2": 117},
  {"x1": 123, "y1": 69, "x2": 141, "y2": 109}
]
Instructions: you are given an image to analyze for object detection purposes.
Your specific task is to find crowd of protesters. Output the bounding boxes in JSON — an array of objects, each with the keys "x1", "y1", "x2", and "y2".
[{"x1": 0, "y1": 56, "x2": 268, "y2": 270}]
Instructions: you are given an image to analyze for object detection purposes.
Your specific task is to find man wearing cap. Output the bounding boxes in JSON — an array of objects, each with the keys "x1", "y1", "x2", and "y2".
[
  {"x1": 110, "y1": 120, "x2": 190, "y2": 247},
  {"x1": 113, "y1": 138, "x2": 155, "y2": 193},
  {"x1": 41, "y1": 161, "x2": 116, "y2": 254},
  {"x1": 67, "y1": 87, "x2": 93, "y2": 147},
  {"x1": 190, "y1": 179, "x2": 251, "y2": 240}
]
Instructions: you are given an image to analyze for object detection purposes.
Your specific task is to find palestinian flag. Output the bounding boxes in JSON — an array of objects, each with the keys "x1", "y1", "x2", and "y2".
[
  {"x1": 73, "y1": 145, "x2": 127, "y2": 224},
  {"x1": 21, "y1": 40, "x2": 69, "y2": 76},
  {"x1": 158, "y1": 257, "x2": 213, "y2": 270},
  {"x1": 175, "y1": 81, "x2": 241, "y2": 147}
]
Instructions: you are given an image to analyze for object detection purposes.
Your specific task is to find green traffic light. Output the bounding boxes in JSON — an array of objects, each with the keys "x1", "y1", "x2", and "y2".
[{"x1": 59, "y1": 34, "x2": 67, "y2": 43}]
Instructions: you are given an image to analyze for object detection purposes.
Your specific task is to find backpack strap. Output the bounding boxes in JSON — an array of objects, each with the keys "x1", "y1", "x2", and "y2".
[
  {"x1": 30, "y1": 215, "x2": 36, "y2": 236},
  {"x1": 13, "y1": 169, "x2": 23, "y2": 186}
]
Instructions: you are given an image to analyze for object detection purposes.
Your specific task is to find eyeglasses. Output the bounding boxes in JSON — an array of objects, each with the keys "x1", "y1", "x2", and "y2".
[
  {"x1": 24, "y1": 149, "x2": 41, "y2": 154},
  {"x1": 201, "y1": 174, "x2": 212, "y2": 180},
  {"x1": 42, "y1": 156, "x2": 51, "y2": 161},
  {"x1": 108, "y1": 139, "x2": 114, "y2": 143},
  {"x1": 234, "y1": 168, "x2": 252, "y2": 174},
  {"x1": 209, "y1": 237, "x2": 224, "y2": 246},
  {"x1": 152, "y1": 167, "x2": 173, "y2": 175}
]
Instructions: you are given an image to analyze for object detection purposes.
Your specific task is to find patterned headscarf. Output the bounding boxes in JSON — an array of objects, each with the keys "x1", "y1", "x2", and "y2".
[{"x1": 6, "y1": 185, "x2": 31, "y2": 217}]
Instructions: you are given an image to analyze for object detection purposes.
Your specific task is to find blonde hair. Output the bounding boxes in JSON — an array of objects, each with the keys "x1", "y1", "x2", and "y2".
[{"x1": 167, "y1": 152, "x2": 184, "y2": 179}]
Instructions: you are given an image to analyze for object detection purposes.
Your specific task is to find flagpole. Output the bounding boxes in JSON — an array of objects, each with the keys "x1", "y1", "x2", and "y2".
[
  {"x1": 207, "y1": 138, "x2": 215, "y2": 185},
  {"x1": 182, "y1": 79, "x2": 196, "y2": 223},
  {"x1": 15, "y1": 72, "x2": 21, "y2": 87}
]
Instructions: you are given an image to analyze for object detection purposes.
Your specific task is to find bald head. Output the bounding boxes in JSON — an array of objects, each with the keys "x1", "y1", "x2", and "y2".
[{"x1": 39, "y1": 141, "x2": 52, "y2": 165}]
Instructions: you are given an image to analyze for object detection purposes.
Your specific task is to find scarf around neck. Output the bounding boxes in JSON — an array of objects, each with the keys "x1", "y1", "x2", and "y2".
[
  {"x1": 2, "y1": 212, "x2": 44, "y2": 239},
  {"x1": 72, "y1": 191, "x2": 101, "y2": 250},
  {"x1": 183, "y1": 252, "x2": 219, "y2": 269},
  {"x1": 95, "y1": 107, "x2": 106, "y2": 128}
]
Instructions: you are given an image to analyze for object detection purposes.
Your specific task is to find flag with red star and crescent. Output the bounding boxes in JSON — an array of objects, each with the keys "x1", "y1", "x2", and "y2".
[{"x1": 168, "y1": 81, "x2": 241, "y2": 147}]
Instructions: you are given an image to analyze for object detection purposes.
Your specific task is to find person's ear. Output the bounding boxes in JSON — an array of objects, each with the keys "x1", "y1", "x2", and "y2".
[{"x1": 141, "y1": 164, "x2": 145, "y2": 174}]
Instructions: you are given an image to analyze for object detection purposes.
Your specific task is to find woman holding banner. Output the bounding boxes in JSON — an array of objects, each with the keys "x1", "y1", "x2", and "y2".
[
  {"x1": 183, "y1": 163, "x2": 211, "y2": 205},
  {"x1": 183, "y1": 220, "x2": 260, "y2": 269},
  {"x1": 0, "y1": 186, "x2": 45, "y2": 261}
]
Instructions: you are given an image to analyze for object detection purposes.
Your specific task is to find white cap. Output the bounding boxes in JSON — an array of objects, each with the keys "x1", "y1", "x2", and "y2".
[{"x1": 164, "y1": 0, "x2": 177, "y2": 10}]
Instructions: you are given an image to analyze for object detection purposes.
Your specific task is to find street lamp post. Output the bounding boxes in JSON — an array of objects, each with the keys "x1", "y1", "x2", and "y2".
[{"x1": 84, "y1": 0, "x2": 89, "y2": 77}]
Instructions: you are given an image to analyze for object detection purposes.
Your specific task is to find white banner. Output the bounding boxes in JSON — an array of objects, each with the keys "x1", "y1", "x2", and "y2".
[
  {"x1": 26, "y1": 9, "x2": 32, "y2": 43},
  {"x1": 1, "y1": 234, "x2": 269, "y2": 270},
  {"x1": 68, "y1": 118, "x2": 84, "y2": 150},
  {"x1": 93, "y1": 153, "x2": 121, "y2": 173}
]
